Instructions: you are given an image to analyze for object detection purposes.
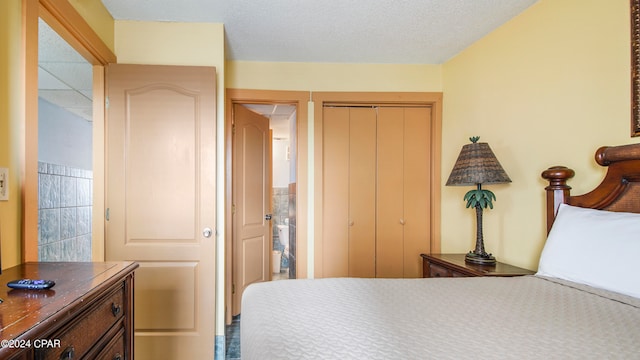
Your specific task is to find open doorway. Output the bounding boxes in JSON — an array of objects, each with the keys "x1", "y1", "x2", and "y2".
[
  {"x1": 242, "y1": 104, "x2": 297, "y2": 281},
  {"x1": 230, "y1": 102, "x2": 297, "y2": 316},
  {"x1": 23, "y1": 1, "x2": 114, "y2": 261},
  {"x1": 225, "y1": 89, "x2": 309, "y2": 321}
]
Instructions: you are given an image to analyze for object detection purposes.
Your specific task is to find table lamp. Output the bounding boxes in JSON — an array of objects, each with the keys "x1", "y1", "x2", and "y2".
[{"x1": 446, "y1": 137, "x2": 511, "y2": 265}]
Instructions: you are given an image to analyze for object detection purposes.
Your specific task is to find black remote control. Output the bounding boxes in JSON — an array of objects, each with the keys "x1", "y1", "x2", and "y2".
[{"x1": 7, "y1": 279, "x2": 56, "y2": 290}]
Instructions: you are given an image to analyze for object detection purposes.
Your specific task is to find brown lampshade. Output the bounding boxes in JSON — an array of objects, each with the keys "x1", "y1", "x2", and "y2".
[{"x1": 446, "y1": 141, "x2": 511, "y2": 186}]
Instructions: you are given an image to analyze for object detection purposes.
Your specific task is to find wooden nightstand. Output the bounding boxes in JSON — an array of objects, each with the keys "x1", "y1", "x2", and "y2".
[{"x1": 421, "y1": 253, "x2": 534, "y2": 278}]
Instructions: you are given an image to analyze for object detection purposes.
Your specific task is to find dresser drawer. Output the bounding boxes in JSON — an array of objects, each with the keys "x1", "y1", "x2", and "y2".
[
  {"x1": 451, "y1": 270, "x2": 468, "y2": 277},
  {"x1": 93, "y1": 327, "x2": 126, "y2": 360},
  {"x1": 37, "y1": 284, "x2": 125, "y2": 360},
  {"x1": 429, "y1": 263, "x2": 452, "y2": 277}
]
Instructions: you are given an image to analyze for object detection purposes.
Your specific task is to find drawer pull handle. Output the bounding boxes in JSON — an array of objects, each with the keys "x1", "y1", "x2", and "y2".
[
  {"x1": 60, "y1": 346, "x2": 75, "y2": 359},
  {"x1": 111, "y1": 303, "x2": 122, "y2": 317},
  {"x1": 113, "y1": 354, "x2": 123, "y2": 360}
]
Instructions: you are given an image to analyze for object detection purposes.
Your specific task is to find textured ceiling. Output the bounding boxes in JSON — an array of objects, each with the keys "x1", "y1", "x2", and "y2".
[
  {"x1": 102, "y1": 0, "x2": 539, "y2": 64},
  {"x1": 39, "y1": 19, "x2": 93, "y2": 121}
]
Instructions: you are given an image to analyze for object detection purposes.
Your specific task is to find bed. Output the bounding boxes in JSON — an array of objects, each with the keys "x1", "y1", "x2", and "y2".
[{"x1": 241, "y1": 143, "x2": 640, "y2": 359}]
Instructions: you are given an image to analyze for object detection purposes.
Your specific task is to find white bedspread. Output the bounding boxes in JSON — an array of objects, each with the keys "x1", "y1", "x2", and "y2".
[{"x1": 241, "y1": 276, "x2": 640, "y2": 359}]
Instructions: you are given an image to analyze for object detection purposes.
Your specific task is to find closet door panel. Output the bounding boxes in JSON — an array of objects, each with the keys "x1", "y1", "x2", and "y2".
[
  {"x1": 376, "y1": 108, "x2": 405, "y2": 278},
  {"x1": 322, "y1": 107, "x2": 350, "y2": 277},
  {"x1": 348, "y1": 108, "x2": 377, "y2": 277},
  {"x1": 403, "y1": 108, "x2": 431, "y2": 278}
]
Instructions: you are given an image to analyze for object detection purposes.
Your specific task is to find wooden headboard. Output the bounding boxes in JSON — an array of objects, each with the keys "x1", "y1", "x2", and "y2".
[{"x1": 542, "y1": 143, "x2": 640, "y2": 233}]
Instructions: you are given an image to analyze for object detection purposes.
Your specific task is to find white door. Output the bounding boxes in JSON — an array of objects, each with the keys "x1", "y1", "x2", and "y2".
[
  {"x1": 232, "y1": 104, "x2": 271, "y2": 315},
  {"x1": 105, "y1": 64, "x2": 217, "y2": 359}
]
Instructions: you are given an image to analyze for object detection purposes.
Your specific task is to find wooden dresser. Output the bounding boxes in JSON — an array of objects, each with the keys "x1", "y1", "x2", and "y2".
[{"x1": 0, "y1": 262, "x2": 138, "y2": 360}]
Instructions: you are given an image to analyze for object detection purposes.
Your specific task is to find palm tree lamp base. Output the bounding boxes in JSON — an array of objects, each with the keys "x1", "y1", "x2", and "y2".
[{"x1": 465, "y1": 251, "x2": 496, "y2": 265}]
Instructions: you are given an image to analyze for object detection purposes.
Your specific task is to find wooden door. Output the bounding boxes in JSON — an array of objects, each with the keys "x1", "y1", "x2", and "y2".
[
  {"x1": 403, "y1": 108, "x2": 431, "y2": 277},
  {"x1": 105, "y1": 64, "x2": 216, "y2": 359},
  {"x1": 322, "y1": 107, "x2": 376, "y2": 277},
  {"x1": 322, "y1": 107, "x2": 350, "y2": 277},
  {"x1": 377, "y1": 107, "x2": 431, "y2": 278},
  {"x1": 376, "y1": 107, "x2": 405, "y2": 278},
  {"x1": 232, "y1": 104, "x2": 271, "y2": 315},
  {"x1": 348, "y1": 108, "x2": 376, "y2": 277}
]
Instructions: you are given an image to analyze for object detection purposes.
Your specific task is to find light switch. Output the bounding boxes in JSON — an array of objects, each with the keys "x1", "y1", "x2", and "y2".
[{"x1": 0, "y1": 168, "x2": 8, "y2": 201}]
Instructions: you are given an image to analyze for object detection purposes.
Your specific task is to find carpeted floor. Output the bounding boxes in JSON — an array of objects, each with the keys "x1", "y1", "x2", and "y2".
[{"x1": 225, "y1": 315, "x2": 241, "y2": 359}]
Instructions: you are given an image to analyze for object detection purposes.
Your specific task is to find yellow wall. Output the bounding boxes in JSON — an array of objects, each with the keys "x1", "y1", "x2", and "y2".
[
  {"x1": 441, "y1": 0, "x2": 639, "y2": 269},
  {"x1": 227, "y1": 61, "x2": 442, "y2": 92},
  {"x1": 0, "y1": 0, "x2": 24, "y2": 269},
  {"x1": 115, "y1": 21, "x2": 224, "y2": 67}
]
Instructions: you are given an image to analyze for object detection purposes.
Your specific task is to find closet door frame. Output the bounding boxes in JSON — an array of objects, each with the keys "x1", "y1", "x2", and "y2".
[{"x1": 313, "y1": 92, "x2": 443, "y2": 278}]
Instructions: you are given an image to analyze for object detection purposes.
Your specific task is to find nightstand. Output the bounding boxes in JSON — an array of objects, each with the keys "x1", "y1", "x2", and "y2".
[{"x1": 421, "y1": 253, "x2": 534, "y2": 278}]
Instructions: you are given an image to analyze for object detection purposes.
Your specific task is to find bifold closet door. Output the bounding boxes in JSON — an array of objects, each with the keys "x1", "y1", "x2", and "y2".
[
  {"x1": 403, "y1": 107, "x2": 431, "y2": 277},
  {"x1": 376, "y1": 107, "x2": 431, "y2": 278},
  {"x1": 322, "y1": 107, "x2": 349, "y2": 277},
  {"x1": 348, "y1": 108, "x2": 376, "y2": 277},
  {"x1": 376, "y1": 108, "x2": 404, "y2": 278},
  {"x1": 322, "y1": 107, "x2": 376, "y2": 278}
]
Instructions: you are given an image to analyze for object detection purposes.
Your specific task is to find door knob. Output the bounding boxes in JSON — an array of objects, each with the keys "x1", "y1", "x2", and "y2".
[
  {"x1": 203, "y1": 228, "x2": 213, "y2": 238},
  {"x1": 265, "y1": 214, "x2": 273, "y2": 220}
]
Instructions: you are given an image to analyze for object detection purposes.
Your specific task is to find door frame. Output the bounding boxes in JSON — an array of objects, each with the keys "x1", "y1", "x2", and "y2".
[
  {"x1": 22, "y1": 0, "x2": 115, "y2": 261},
  {"x1": 225, "y1": 89, "x2": 309, "y2": 323},
  {"x1": 312, "y1": 92, "x2": 443, "y2": 278}
]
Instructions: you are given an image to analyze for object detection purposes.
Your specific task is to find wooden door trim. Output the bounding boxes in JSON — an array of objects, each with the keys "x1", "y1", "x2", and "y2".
[
  {"x1": 39, "y1": 0, "x2": 116, "y2": 65},
  {"x1": 225, "y1": 89, "x2": 309, "y2": 323},
  {"x1": 313, "y1": 91, "x2": 443, "y2": 278},
  {"x1": 22, "y1": 0, "x2": 113, "y2": 261},
  {"x1": 22, "y1": 0, "x2": 39, "y2": 262}
]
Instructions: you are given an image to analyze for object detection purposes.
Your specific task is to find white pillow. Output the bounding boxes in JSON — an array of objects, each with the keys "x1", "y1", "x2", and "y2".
[{"x1": 536, "y1": 203, "x2": 640, "y2": 298}]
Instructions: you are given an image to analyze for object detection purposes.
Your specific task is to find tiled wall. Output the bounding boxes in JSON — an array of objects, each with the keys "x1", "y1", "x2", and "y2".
[
  {"x1": 272, "y1": 185, "x2": 297, "y2": 278},
  {"x1": 288, "y1": 182, "x2": 297, "y2": 278},
  {"x1": 38, "y1": 162, "x2": 92, "y2": 261},
  {"x1": 273, "y1": 187, "x2": 289, "y2": 256},
  {"x1": 272, "y1": 187, "x2": 289, "y2": 232}
]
